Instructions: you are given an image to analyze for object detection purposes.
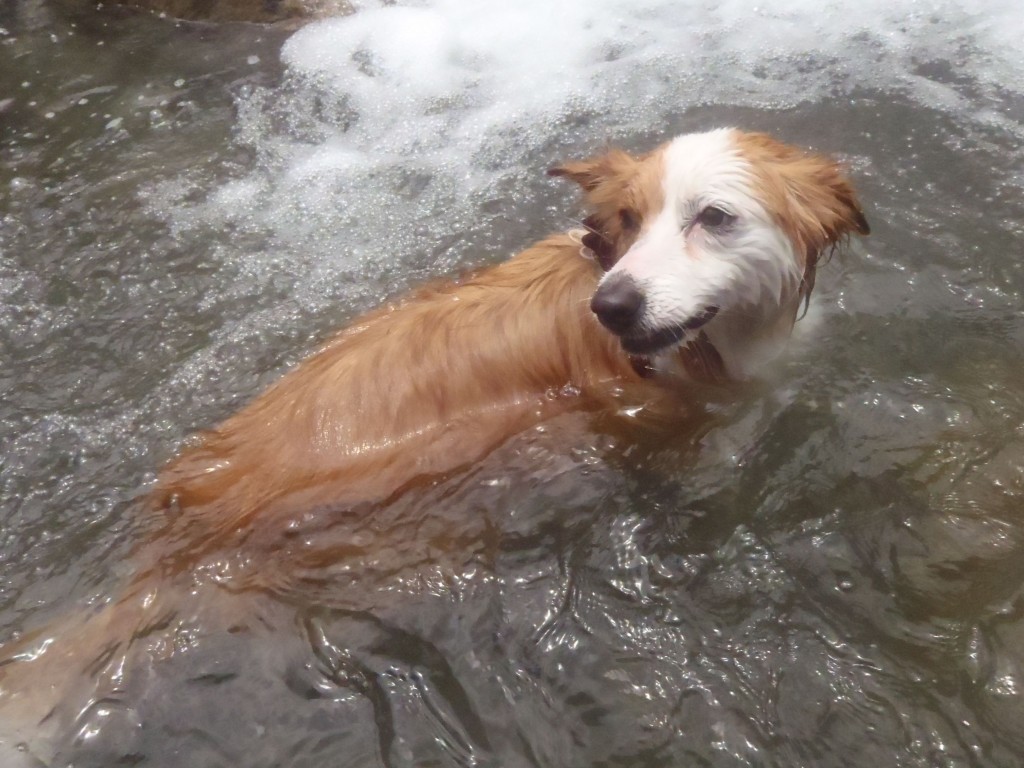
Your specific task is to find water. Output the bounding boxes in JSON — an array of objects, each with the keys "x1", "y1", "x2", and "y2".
[{"x1": 2, "y1": 0, "x2": 1024, "y2": 765}]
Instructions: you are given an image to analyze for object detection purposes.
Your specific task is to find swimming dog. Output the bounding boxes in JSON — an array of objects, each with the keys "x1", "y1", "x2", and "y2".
[
  {"x1": 148, "y1": 128, "x2": 868, "y2": 558},
  {"x1": 0, "y1": 129, "x2": 868, "y2": 759}
]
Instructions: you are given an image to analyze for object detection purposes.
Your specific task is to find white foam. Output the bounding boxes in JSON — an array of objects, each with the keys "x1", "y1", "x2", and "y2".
[{"x1": 148, "y1": 0, "x2": 1024, "y2": 347}]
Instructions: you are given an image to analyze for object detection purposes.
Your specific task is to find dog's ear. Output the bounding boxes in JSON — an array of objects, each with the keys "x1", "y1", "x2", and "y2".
[
  {"x1": 784, "y1": 155, "x2": 870, "y2": 247},
  {"x1": 735, "y1": 132, "x2": 870, "y2": 306},
  {"x1": 547, "y1": 148, "x2": 637, "y2": 193},
  {"x1": 737, "y1": 133, "x2": 870, "y2": 249},
  {"x1": 547, "y1": 159, "x2": 604, "y2": 191},
  {"x1": 549, "y1": 148, "x2": 647, "y2": 270},
  {"x1": 786, "y1": 155, "x2": 869, "y2": 310}
]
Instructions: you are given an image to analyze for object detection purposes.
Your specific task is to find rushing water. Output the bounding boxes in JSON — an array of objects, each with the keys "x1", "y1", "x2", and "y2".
[{"x1": 3, "y1": 0, "x2": 1024, "y2": 765}]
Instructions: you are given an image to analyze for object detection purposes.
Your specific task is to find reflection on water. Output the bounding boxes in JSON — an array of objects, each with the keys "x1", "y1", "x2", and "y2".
[{"x1": 3, "y1": 0, "x2": 1024, "y2": 765}]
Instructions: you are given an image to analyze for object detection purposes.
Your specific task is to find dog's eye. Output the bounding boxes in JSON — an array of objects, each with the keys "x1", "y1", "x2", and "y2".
[
  {"x1": 618, "y1": 208, "x2": 639, "y2": 231},
  {"x1": 696, "y1": 206, "x2": 735, "y2": 229}
]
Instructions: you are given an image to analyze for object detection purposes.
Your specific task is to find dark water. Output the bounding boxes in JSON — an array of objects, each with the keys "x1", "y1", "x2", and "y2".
[{"x1": 3, "y1": 1, "x2": 1024, "y2": 766}]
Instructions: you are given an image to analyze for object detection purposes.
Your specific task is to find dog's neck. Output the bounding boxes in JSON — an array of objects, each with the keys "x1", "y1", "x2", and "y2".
[{"x1": 695, "y1": 299, "x2": 801, "y2": 382}]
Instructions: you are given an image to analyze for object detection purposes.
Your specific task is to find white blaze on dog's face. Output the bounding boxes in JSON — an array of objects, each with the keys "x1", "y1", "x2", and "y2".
[
  {"x1": 553, "y1": 128, "x2": 869, "y2": 380},
  {"x1": 602, "y1": 130, "x2": 800, "y2": 353}
]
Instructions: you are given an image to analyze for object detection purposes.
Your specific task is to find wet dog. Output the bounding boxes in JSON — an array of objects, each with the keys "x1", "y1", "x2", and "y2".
[
  {"x1": 0, "y1": 129, "x2": 867, "y2": 760},
  {"x1": 150, "y1": 128, "x2": 867, "y2": 554}
]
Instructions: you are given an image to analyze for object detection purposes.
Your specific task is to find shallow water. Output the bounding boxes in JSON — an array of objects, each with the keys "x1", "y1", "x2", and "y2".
[{"x1": 3, "y1": 0, "x2": 1024, "y2": 765}]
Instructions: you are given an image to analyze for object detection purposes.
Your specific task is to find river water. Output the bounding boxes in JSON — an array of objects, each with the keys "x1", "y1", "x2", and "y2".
[{"x1": 2, "y1": 0, "x2": 1024, "y2": 766}]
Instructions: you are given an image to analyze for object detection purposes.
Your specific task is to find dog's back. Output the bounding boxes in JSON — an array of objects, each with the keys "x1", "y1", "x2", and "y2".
[{"x1": 149, "y1": 234, "x2": 638, "y2": 564}]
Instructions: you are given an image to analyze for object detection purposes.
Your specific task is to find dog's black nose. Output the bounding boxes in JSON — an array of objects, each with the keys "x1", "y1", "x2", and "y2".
[{"x1": 591, "y1": 274, "x2": 644, "y2": 334}]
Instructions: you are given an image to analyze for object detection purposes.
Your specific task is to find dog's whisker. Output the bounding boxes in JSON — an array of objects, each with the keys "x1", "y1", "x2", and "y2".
[{"x1": 558, "y1": 217, "x2": 611, "y2": 242}]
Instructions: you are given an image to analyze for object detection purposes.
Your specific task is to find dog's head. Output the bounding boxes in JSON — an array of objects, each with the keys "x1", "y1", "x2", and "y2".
[{"x1": 551, "y1": 129, "x2": 869, "y2": 377}]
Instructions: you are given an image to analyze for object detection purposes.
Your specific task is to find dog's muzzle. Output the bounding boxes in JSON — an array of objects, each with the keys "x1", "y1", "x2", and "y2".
[{"x1": 591, "y1": 274, "x2": 718, "y2": 355}]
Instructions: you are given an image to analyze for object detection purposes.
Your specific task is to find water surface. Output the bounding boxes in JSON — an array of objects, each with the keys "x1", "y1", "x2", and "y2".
[{"x1": 2, "y1": 0, "x2": 1024, "y2": 765}]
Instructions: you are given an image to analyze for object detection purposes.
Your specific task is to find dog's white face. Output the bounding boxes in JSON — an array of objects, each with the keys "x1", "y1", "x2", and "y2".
[{"x1": 552, "y1": 128, "x2": 869, "y2": 379}]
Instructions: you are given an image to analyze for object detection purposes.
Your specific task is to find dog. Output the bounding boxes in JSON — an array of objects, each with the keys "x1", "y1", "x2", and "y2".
[
  {"x1": 0, "y1": 129, "x2": 867, "y2": 759},
  {"x1": 146, "y1": 128, "x2": 868, "y2": 560}
]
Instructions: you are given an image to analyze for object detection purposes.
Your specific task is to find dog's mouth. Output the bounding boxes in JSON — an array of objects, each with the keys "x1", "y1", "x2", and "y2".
[{"x1": 619, "y1": 307, "x2": 718, "y2": 355}]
